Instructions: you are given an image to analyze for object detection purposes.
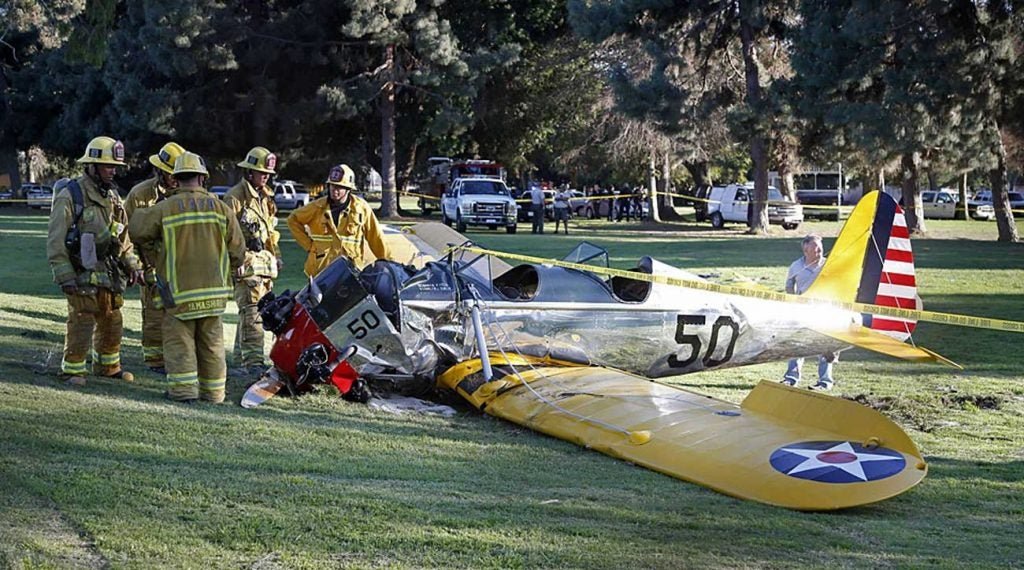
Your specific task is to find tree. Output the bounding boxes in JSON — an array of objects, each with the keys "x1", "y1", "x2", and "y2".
[{"x1": 569, "y1": 0, "x2": 798, "y2": 233}]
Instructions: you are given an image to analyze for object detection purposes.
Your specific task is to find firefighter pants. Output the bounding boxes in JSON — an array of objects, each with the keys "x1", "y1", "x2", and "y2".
[
  {"x1": 163, "y1": 313, "x2": 226, "y2": 403},
  {"x1": 62, "y1": 288, "x2": 124, "y2": 378},
  {"x1": 140, "y1": 284, "x2": 165, "y2": 368},
  {"x1": 233, "y1": 277, "x2": 272, "y2": 367}
]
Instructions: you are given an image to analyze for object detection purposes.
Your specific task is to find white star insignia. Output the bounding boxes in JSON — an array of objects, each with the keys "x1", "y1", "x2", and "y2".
[{"x1": 781, "y1": 441, "x2": 903, "y2": 481}]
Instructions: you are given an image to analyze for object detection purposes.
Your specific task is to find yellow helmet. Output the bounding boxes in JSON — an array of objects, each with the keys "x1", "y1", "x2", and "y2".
[
  {"x1": 148, "y1": 142, "x2": 186, "y2": 174},
  {"x1": 173, "y1": 151, "x2": 209, "y2": 177},
  {"x1": 77, "y1": 136, "x2": 126, "y2": 166},
  {"x1": 326, "y1": 164, "x2": 356, "y2": 190},
  {"x1": 237, "y1": 146, "x2": 277, "y2": 174}
]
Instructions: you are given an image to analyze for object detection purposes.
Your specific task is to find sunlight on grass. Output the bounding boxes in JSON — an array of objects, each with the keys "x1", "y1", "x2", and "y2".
[{"x1": 1, "y1": 209, "x2": 1021, "y2": 568}]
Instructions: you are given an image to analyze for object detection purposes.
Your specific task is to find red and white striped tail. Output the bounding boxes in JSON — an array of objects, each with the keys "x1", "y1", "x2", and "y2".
[{"x1": 868, "y1": 206, "x2": 919, "y2": 341}]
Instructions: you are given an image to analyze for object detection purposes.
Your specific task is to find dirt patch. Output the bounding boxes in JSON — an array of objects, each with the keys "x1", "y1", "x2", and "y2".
[
  {"x1": 847, "y1": 394, "x2": 936, "y2": 433},
  {"x1": 941, "y1": 394, "x2": 1003, "y2": 410}
]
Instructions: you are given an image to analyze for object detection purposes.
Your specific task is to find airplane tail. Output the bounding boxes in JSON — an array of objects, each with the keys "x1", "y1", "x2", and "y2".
[{"x1": 805, "y1": 191, "x2": 924, "y2": 342}]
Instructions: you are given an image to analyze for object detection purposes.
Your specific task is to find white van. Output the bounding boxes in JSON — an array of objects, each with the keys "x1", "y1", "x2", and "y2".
[{"x1": 707, "y1": 184, "x2": 803, "y2": 230}]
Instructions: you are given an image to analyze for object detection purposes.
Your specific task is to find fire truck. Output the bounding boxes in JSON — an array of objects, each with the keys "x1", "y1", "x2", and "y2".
[{"x1": 418, "y1": 157, "x2": 506, "y2": 215}]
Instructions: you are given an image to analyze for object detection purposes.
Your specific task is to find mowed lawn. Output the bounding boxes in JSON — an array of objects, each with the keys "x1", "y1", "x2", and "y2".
[{"x1": 1, "y1": 205, "x2": 1022, "y2": 569}]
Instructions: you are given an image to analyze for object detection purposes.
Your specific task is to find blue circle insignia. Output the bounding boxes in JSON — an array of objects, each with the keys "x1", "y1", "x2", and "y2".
[{"x1": 770, "y1": 440, "x2": 906, "y2": 484}]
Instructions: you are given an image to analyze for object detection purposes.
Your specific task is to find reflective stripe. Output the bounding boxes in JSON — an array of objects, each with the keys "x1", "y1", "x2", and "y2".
[
  {"x1": 167, "y1": 371, "x2": 198, "y2": 387},
  {"x1": 310, "y1": 235, "x2": 334, "y2": 242},
  {"x1": 174, "y1": 287, "x2": 233, "y2": 303},
  {"x1": 62, "y1": 359, "x2": 88, "y2": 375},
  {"x1": 98, "y1": 352, "x2": 120, "y2": 365},
  {"x1": 142, "y1": 345, "x2": 163, "y2": 358},
  {"x1": 199, "y1": 378, "x2": 226, "y2": 392}
]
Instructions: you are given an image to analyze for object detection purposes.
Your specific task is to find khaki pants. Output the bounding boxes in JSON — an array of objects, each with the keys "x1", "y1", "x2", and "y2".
[
  {"x1": 62, "y1": 288, "x2": 124, "y2": 377},
  {"x1": 163, "y1": 313, "x2": 226, "y2": 403},
  {"x1": 233, "y1": 277, "x2": 272, "y2": 367},
  {"x1": 140, "y1": 284, "x2": 165, "y2": 367}
]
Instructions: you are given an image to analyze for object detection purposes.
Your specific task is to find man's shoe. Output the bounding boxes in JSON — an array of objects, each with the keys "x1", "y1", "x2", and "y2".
[
  {"x1": 780, "y1": 378, "x2": 797, "y2": 387},
  {"x1": 103, "y1": 370, "x2": 135, "y2": 383},
  {"x1": 64, "y1": 375, "x2": 87, "y2": 387},
  {"x1": 163, "y1": 391, "x2": 197, "y2": 405},
  {"x1": 810, "y1": 380, "x2": 834, "y2": 391}
]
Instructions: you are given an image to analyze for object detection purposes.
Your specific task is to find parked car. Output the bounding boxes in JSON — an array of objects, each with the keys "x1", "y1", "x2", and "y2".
[
  {"x1": 515, "y1": 187, "x2": 555, "y2": 222},
  {"x1": 707, "y1": 184, "x2": 803, "y2": 230},
  {"x1": 0, "y1": 188, "x2": 13, "y2": 206},
  {"x1": 272, "y1": 180, "x2": 310, "y2": 210},
  {"x1": 968, "y1": 189, "x2": 1024, "y2": 216},
  {"x1": 918, "y1": 190, "x2": 994, "y2": 220},
  {"x1": 441, "y1": 177, "x2": 517, "y2": 233},
  {"x1": 25, "y1": 184, "x2": 54, "y2": 209}
]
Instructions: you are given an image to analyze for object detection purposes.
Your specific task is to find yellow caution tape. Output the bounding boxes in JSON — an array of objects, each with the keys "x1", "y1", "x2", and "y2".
[{"x1": 448, "y1": 245, "x2": 1024, "y2": 334}]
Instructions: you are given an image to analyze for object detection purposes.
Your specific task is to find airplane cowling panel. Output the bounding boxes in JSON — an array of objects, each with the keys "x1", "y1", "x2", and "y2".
[{"x1": 439, "y1": 360, "x2": 926, "y2": 511}]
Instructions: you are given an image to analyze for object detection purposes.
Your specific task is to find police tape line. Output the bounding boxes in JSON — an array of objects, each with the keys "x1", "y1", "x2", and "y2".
[
  {"x1": 448, "y1": 244, "x2": 1024, "y2": 334},
  {"x1": 400, "y1": 189, "x2": 1024, "y2": 215}
]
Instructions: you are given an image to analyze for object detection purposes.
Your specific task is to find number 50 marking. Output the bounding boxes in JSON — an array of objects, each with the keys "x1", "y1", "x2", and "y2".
[
  {"x1": 346, "y1": 310, "x2": 381, "y2": 339},
  {"x1": 667, "y1": 314, "x2": 739, "y2": 369}
]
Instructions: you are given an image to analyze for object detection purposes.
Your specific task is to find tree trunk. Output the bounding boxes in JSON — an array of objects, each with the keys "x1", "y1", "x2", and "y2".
[
  {"x1": 989, "y1": 128, "x2": 1020, "y2": 242},
  {"x1": 648, "y1": 150, "x2": 661, "y2": 222},
  {"x1": 901, "y1": 152, "x2": 926, "y2": 235},
  {"x1": 378, "y1": 44, "x2": 398, "y2": 219},
  {"x1": 657, "y1": 153, "x2": 683, "y2": 221},
  {"x1": 396, "y1": 140, "x2": 419, "y2": 217},
  {"x1": 739, "y1": 0, "x2": 769, "y2": 234},
  {"x1": 956, "y1": 172, "x2": 968, "y2": 221},
  {"x1": 0, "y1": 145, "x2": 21, "y2": 196},
  {"x1": 777, "y1": 155, "x2": 796, "y2": 201}
]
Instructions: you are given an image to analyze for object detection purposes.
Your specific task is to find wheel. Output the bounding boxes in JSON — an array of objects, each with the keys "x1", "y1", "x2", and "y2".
[
  {"x1": 342, "y1": 379, "x2": 371, "y2": 404},
  {"x1": 487, "y1": 224, "x2": 497, "y2": 230},
  {"x1": 782, "y1": 222, "x2": 799, "y2": 230},
  {"x1": 422, "y1": 207, "x2": 433, "y2": 216},
  {"x1": 506, "y1": 224, "x2": 517, "y2": 234},
  {"x1": 456, "y1": 215, "x2": 467, "y2": 233},
  {"x1": 442, "y1": 210, "x2": 451, "y2": 227},
  {"x1": 710, "y1": 212, "x2": 724, "y2": 228}
]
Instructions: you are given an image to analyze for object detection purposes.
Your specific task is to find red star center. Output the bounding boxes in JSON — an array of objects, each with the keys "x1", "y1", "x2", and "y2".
[{"x1": 816, "y1": 451, "x2": 858, "y2": 464}]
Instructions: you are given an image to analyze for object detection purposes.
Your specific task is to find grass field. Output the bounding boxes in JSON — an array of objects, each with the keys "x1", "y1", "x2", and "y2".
[{"x1": 1, "y1": 204, "x2": 1022, "y2": 569}]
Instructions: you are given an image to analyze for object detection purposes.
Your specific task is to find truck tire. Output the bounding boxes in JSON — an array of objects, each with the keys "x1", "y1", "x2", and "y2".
[
  {"x1": 506, "y1": 224, "x2": 517, "y2": 234},
  {"x1": 456, "y1": 214, "x2": 467, "y2": 233},
  {"x1": 442, "y1": 210, "x2": 451, "y2": 227},
  {"x1": 782, "y1": 222, "x2": 799, "y2": 230},
  {"x1": 710, "y1": 212, "x2": 725, "y2": 229}
]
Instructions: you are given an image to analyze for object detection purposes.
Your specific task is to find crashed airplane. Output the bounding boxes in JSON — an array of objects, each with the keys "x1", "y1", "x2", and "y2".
[{"x1": 244, "y1": 191, "x2": 954, "y2": 510}]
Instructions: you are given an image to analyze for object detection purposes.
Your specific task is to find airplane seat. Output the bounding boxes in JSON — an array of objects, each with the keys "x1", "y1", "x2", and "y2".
[
  {"x1": 492, "y1": 265, "x2": 539, "y2": 300},
  {"x1": 358, "y1": 260, "x2": 414, "y2": 328},
  {"x1": 609, "y1": 267, "x2": 651, "y2": 302}
]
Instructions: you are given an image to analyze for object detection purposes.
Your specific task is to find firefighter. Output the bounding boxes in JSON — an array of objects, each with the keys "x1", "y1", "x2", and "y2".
[
  {"x1": 47, "y1": 136, "x2": 144, "y2": 386},
  {"x1": 125, "y1": 141, "x2": 185, "y2": 373},
  {"x1": 287, "y1": 164, "x2": 391, "y2": 276},
  {"x1": 128, "y1": 152, "x2": 246, "y2": 404},
  {"x1": 223, "y1": 146, "x2": 281, "y2": 374}
]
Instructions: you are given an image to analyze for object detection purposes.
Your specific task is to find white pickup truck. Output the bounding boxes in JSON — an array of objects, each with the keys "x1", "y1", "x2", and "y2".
[
  {"x1": 707, "y1": 184, "x2": 803, "y2": 230},
  {"x1": 441, "y1": 177, "x2": 518, "y2": 233}
]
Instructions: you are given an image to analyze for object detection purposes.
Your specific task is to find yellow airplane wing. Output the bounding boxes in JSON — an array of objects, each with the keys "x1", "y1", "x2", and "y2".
[
  {"x1": 812, "y1": 323, "x2": 961, "y2": 369},
  {"x1": 439, "y1": 356, "x2": 927, "y2": 511}
]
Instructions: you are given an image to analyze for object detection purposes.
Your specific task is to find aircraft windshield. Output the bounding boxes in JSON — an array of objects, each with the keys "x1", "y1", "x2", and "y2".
[
  {"x1": 461, "y1": 181, "x2": 509, "y2": 196},
  {"x1": 562, "y1": 242, "x2": 610, "y2": 268}
]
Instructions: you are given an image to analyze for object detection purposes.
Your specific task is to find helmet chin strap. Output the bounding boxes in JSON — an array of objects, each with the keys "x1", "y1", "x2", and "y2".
[{"x1": 86, "y1": 165, "x2": 115, "y2": 191}]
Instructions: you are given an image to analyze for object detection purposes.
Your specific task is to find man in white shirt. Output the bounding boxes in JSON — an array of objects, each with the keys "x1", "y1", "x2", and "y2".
[
  {"x1": 781, "y1": 234, "x2": 837, "y2": 389},
  {"x1": 529, "y1": 185, "x2": 546, "y2": 234}
]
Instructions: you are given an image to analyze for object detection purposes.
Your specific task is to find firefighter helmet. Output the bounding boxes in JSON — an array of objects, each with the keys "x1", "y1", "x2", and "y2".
[
  {"x1": 148, "y1": 142, "x2": 186, "y2": 175},
  {"x1": 326, "y1": 164, "x2": 356, "y2": 190},
  {"x1": 173, "y1": 152, "x2": 209, "y2": 177},
  {"x1": 76, "y1": 136, "x2": 127, "y2": 166},
  {"x1": 237, "y1": 146, "x2": 277, "y2": 174}
]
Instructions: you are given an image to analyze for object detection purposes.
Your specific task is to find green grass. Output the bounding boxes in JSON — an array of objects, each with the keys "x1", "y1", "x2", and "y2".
[{"x1": 1, "y1": 206, "x2": 1022, "y2": 569}]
